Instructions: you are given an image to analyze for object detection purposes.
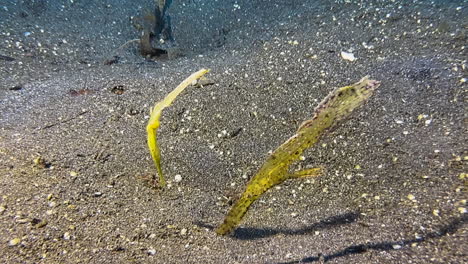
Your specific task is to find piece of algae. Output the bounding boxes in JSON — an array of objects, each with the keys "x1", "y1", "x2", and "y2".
[
  {"x1": 216, "y1": 76, "x2": 381, "y2": 235},
  {"x1": 147, "y1": 69, "x2": 209, "y2": 187}
]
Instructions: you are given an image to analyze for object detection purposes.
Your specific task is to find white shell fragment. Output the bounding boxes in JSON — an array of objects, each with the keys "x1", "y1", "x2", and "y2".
[
  {"x1": 340, "y1": 51, "x2": 357, "y2": 61},
  {"x1": 174, "y1": 174, "x2": 182, "y2": 183}
]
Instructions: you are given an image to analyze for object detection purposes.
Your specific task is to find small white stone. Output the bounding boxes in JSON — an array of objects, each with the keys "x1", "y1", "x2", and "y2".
[
  {"x1": 180, "y1": 228, "x2": 187, "y2": 235},
  {"x1": 148, "y1": 248, "x2": 157, "y2": 255},
  {"x1": 174, "y1": 174, "x2": 182, "y2": 183},
  {"x1": 63, "y1": 232, "x2": 71, "y2": 240},
  {"x1": 340, "y1": 51, "x2": 356, "y2": 61},
  {"x1": 392, "y1": 244, "x2": 402, "y2": 249},
  {"x1": 9, "y1": 238, "x2": 21, "y2": 246}
]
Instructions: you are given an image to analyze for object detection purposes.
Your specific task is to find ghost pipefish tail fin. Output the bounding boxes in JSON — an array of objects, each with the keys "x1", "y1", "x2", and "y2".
[
  {"x1": 216, "y1": 76, "x2": 380, "y2": 235},
  {"x1": 146, "y1": 69, "x2": 209, "y2": 187}
]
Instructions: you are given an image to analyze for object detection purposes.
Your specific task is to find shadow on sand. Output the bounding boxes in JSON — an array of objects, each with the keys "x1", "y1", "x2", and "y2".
[
  {"x1": 274, "y1": 214, "x2": 467, "y2": 264},
  {"x1": 195, "y1": 211, "x2": 359, "y2": 240}
]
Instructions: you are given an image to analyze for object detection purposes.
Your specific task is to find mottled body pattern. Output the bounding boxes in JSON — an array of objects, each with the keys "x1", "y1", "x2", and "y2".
[{"x1": 216, "y1": 77, "x2": 381, "y2": 235}]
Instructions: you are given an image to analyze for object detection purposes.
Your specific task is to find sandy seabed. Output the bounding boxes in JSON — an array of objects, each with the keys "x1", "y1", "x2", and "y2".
[{"x1": 0, "y1": 1, "x2": 466, "y2": 263}]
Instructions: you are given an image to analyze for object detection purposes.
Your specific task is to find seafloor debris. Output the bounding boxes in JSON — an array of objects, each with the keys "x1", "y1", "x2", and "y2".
[
  {"x1": 131, "y1": 0, "x2": 173, "y2": 58},
  {"x1": 111, "y1": 85, "x2": 125, "y2": 95},
  {"x1": 216, "y1": 77, "x2": 381, "y2": 235},
  {"x1": 341, "y1": 51, "x2": 357, "y2": 61},
  {"x1": 0, "y1": 54, "x2": 15, "y2": 61}
]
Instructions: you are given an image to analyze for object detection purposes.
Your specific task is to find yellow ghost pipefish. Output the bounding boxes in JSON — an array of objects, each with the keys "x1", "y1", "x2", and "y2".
[
  {"x1": 216, "y1": 76, "x2": 381, "y2": 235},
  {"x1": 146, "y1": 69, "x2": 210, "y2": 187}
]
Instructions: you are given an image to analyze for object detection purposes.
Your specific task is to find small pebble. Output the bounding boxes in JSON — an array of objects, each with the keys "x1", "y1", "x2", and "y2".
[
  {"x1": 16, "y1": 218, "x2": 31, "y2": 224},
  {"x1": 35, "y1": 219, "x2": 48, "y2": 228},
  {"x1": 63, "y1": 232, "x2": 71, "y2": 240},
  {"x1": 148, "y1": 248, "x2": 157, "y2": 255},
  {"x1": 341, "y1": 51, "x2": 356, "y2": 61},
  {"x1": 174, "y1": 174, "x2": 182, "y2": 183},
  {"x1": 9, "y1": 238, "x2": 21, "y2": 246},
  {"x1": 392, "y1": 244, "x2": 402, "y2": 250},
  {"x1": 180, "y1": 228, "x2": 187, "y2": 235}
]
